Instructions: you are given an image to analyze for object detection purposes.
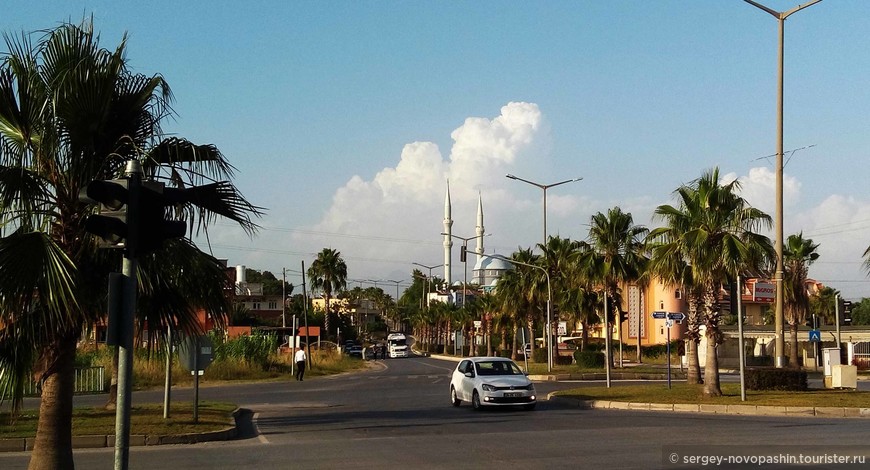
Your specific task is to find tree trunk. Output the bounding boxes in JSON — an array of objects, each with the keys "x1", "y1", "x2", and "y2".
[
  {"x1": 702, "y1": 334, "x2": 722, "y2": 396},
  {"x1": 580, "y1": 321, "x2": 589, "y2": 351},
  {"x1": 511, "y1": 324, "x2": 518, "y2": 360},
  {"x1": 526, "y1": 318, "x2": 535, "y2": 361},
  {"x1": 788, "y1": 323, "x2": 800, "y2": 369},
  {"x1": 702, "y1": 287, "x2": 722, "y2": 396},
  {"x1": 29, "y1": 331, "x2": 78, "y2": 470},
  {"x1": 105, "y1": 346, "x2": 119, "y2": 410},
  {"x1": 324, "y1": 295, "x2": 331, "y2": 339},
  {"x1": 685, "y1": 340, "x2": 702, "y2": 384}
]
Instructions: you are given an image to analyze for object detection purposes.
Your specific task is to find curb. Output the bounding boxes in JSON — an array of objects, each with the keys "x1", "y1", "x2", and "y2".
[
  {"x1": 548, "y1": 394, "x2": 870, "y2": 418},
  {"x1": 0, "y1": 407, "x2": 248, "y2": 453}
]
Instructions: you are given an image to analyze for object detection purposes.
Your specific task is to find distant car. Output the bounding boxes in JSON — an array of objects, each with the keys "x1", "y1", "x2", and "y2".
[
  {"x1": 450, "y1": 357, "x2": 536, "y2": 411},
  {"x1": 517, "y1": 343, "x2": 532, "y2": 357},
  {"x1": 347, "y1": 345, "x2": 363, "y2": 358}
]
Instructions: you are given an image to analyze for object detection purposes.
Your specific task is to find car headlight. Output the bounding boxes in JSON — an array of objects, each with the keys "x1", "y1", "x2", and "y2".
[{"x1": 481, "y1": 384, "x2": 496, "y2": 392}]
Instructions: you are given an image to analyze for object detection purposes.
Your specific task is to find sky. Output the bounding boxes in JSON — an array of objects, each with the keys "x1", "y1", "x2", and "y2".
[{"x1": 4, "y1": 1, "x2": 870, "y2": 299}]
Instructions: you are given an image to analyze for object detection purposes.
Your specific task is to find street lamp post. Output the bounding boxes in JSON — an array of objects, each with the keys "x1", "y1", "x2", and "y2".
[
  {"x1": 440, "y1": 233, "x2": 484, "y2": 309},
  {"x1": 505, "y1": 174, "x2": 582, "y2": 248},
  {"x1": 387, "y1": 279, "x2": 403, "y2": 331},
  {"x1": 412, "y1": 262, "x2": 443, "y2": 309},
  {"x1": 743, "y1": 0, "x2": 821, "y2": 369},
  {"x1": 482, "y1": 254, "x2": 553, "y2": 372}
]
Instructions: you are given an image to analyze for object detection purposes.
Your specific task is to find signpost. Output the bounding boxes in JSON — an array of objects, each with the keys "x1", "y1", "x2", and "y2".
[
  {"x1": 179, "y1": 336, "x2": 213, "y2": 423},
  {"x1": 652, "y1": 311, "x2": 684, "y2": 389}
]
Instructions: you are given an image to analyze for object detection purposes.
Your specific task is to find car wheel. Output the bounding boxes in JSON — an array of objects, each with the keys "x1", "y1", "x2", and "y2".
[
  {"x1": 451, "y1": 387, "x2": 461, "y2": 407},
  {"x1": 523, "y1": 403, "x2": 537, "y2": 411},
  {"x1": 472, "y1": 390, "x2": 482, "y2": 411}
]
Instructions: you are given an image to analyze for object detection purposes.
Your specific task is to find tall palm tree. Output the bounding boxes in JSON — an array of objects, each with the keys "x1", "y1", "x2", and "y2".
[
  {"x1": 653, "y1": 168, "x2": 772, "y2": 396},
  {"x1": 307, "y1": 248, "x2": 348, "y2": 339},
  {"x1": 0, "y1": 20, "x2": 260, "y2": 469},
  {"x1": 783, "y1": 232, "x2": 819, "y2": 368},
  {"x1": 476, "y1": 293, "x2": 500, "y2": 356},
  {"x1": 540, "y1": 236, "x2": 582, "y2": 356},
  {"x1": 578, "y1": 207, "x2": 649, "y2": 367},
  {"x1": 646, "y1": 237, "x2": 703, "y2": 384}
]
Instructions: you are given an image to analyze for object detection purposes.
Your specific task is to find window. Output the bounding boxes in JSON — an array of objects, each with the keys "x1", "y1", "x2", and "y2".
[
  {"x1": 675, "y1": 289, "x2": 682, "y2": 300},
  {"x1": 253, "y1": 302, "x2": 261, "y2": 310},
  {"x1": 268, "y1": 301, "x2": 277, "y2": 309}
]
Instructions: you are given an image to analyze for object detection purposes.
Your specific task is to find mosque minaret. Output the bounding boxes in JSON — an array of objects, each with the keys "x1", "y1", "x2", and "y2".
[
  {"x1": 475, "y1": 191, "x2": 484, "y2": 265},
  {"x1": 442, "y1": 181, "x2": 453, "y2": 286}
]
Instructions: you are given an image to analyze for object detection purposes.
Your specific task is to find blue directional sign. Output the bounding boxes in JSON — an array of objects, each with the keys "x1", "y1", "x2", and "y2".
[
  {"x1": 667, "y1": 312, "x2": 686, "y2": 322},
  {"x1": 808, "y1": 329, "x2": 821, "y2": 343},
  {"x1": 652, "y1": 311, "x2": 667, "y2": 319}
]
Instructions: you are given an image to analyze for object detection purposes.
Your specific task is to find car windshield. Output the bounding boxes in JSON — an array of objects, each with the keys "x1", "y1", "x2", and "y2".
[{"x1": 475, "y1": 360, "x2": 523, "y2": 376}]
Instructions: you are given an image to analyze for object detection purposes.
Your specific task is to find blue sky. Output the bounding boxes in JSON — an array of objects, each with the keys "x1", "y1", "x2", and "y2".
[{"x1": 4, "y1": 1, "x2": 870, "y2": 298}]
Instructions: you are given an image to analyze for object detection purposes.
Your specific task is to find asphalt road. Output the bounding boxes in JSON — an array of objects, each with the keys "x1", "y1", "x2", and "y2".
[{"x1": 3, "y1": 357, "x2": 869, "y2": 469}]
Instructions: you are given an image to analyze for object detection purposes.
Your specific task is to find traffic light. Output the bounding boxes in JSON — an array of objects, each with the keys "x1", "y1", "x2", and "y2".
[
  {"x1": 460, "y1": 244, "x2": 467, "y2": 262},
  {"x1": 79, "y1": 179, "x2": 129, "y2": 248},
  {"x1": 843, "y1": 300, "x2": 853, "y2": 325},
  {"x1": 80, "y1": 177, "x2": 186, "y2": 256},
  {"x1": 136, "y1": 182, "x2": 186, "y2": 255}
]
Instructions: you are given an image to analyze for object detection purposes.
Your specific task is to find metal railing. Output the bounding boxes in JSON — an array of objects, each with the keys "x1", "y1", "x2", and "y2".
[{"x1": 21, "y1": 366, "x2": 106, "y2": 397}]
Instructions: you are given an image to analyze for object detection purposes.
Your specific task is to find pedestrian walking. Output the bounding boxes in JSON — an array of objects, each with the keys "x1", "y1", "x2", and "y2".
[{"x1": 295, "y1": 347, "x2": 306, "y2": 381}]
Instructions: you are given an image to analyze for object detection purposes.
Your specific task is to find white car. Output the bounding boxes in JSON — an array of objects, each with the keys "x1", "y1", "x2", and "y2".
[{"x1": 450, "y1": 357, "x2": 536, "y2": 411}]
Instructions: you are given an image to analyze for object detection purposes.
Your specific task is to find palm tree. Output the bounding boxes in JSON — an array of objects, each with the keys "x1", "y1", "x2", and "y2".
[
  {"x1": 476, "y1": 293, "x2": 500, "y2": 356},
  {"x1": 0, "y1": 20, "x2": 260, "y2": 468},
  {"x1": 578, "y1": 207, "x2": 649, "y2": 367},
  {"x1": 653, "y1": 168, "x2": 773, "y2": 396},
  {"x1": 647, "y1": 224, "x2": 704, "y2": 383},
  {"x1": 539, "y1": 236, "x2": 582, "y2": 356},
  {"x1": 307, "y1": 248, "x2": 348, "y2": 339},
  {"x1": 783, "y1": 233, "x2": 820, "y2": 368}
]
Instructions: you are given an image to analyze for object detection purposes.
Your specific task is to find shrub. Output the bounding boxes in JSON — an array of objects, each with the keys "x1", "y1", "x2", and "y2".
[
  {"x1": 554, "y1": 355, "x2": 573, "y2": 366},
  {"x1": 574, "y1": 350, "x2": 605, "y2": 369},
  {"x1": 745, "y1": 368, "x2": 808, "y2": 391},
  {"x1": 641, "y1": 341, "x2": 682, "y2": 360},
  {"x1": 532, "y1": 347, "x2": 548, "y2": 363}
]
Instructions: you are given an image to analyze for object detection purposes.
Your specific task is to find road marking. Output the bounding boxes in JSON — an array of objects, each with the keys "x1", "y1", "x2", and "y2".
[{"x1": 252, "y1": 412, "x2": 270, "y2": 444}]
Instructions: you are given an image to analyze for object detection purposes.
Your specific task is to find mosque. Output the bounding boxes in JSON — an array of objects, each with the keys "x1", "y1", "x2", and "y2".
[{"x1": 428, "y1": 182, "x2": 514, "y2": 308}]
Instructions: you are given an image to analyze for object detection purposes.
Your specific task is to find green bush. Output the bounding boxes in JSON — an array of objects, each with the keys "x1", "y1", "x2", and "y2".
[
  {"x1": 641, "y1": 341, "x2": 682, "y2": 360},
  {"x1": 745, "y1": 368, "x2": 808, "y2": 391},
  {"x1": 574, "y1": 350, "x2": 605, "y2": 368},
  {"x1": 554, "y1": 355, "x2": 573, "y2": 366},
  {"x1": 532, "y1": 347, "x2": 548, "y2": 363}
]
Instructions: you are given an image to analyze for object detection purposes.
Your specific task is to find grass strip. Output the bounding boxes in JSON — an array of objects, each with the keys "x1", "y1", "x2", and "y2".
[
  {"x1": 555, "y1": 383, "x2": 870, "y2": 408},
  {"x1": 0, "y1": 401, "x2": 237, "y2": 439}
]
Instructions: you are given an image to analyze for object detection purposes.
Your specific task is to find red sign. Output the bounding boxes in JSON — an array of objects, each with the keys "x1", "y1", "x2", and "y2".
[{"x1": 752, "y1": 282, "x2": 775, "y2": 303}]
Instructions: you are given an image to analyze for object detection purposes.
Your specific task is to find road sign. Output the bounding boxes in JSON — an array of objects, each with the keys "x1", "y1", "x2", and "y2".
[
  {"x1": 665, "y1": 319, "x2": 674, "y2": 328},
  {"x1": 808, "y1": 329, "x2": 821, "y2": 343},
  {"x1": 667, "y1": 312, "x2": 686, "y2": 322},
  {"x1": 652, "y1": 311, "x2": 667, "y2": 319}
]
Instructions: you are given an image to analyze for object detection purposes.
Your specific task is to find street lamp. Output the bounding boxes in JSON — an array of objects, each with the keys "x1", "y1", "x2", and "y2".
[
  {"x1": 482, "y1": 254, "x2": 553, "y2": 372},
  {"x1": 440, "y1": 233, "x2": 485, "y2": 309},
  {"x1": 743, "y1": 0, "x2": 821, "y2": 369},
  {"x1": 387, "y1": 279, "x2": 404, "y2": 331},
  {"x1": 412, "y1": 262, "x2": 443, "y2": 309},
  {"x1": 505, "y1": 174, "x2": 582, "y2": 248}
]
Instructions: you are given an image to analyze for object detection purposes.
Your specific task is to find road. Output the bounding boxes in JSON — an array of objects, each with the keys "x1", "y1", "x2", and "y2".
[{"x1": 3, "y1": 356, "x2": 869, "y2": 469}]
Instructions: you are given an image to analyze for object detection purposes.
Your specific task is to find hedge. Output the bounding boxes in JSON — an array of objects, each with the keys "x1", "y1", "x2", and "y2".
[{"x1": 745, "y1": 368, "x2": 808, "y2": 391}]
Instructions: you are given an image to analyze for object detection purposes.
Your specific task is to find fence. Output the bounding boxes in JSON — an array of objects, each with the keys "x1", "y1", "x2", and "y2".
[
  {"x1": 21, "y1": 366, "x2": 106, "y2": 397},
  {"x1": 852, "y1": 342, "x2": 870, "y2": 370}
]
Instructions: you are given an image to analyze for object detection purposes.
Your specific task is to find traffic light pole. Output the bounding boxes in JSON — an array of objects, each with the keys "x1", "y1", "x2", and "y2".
[{"x1": 114, "y1": 161, "x2": 142, "y2": 470}]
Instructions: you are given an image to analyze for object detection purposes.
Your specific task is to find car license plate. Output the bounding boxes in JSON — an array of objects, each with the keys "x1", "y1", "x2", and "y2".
[{"x1": 504, "y1": 392, "x2": 522, "y2": 397}]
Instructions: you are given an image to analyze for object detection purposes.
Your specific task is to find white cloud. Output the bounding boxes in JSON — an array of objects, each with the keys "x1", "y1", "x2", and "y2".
[
  {"x1": 723, "y1": 166, "x2": 802, "y2": 216},
  {"x1": 295, "y1": 102, "x2": 550, "y2": 281}
]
